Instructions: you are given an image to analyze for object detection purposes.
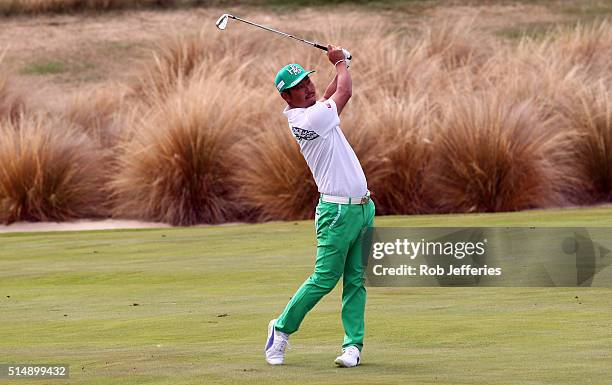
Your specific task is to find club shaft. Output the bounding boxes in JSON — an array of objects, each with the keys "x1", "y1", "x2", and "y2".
[{"x1": 229, "y1": 15, "x2": 327, "y2": 51}]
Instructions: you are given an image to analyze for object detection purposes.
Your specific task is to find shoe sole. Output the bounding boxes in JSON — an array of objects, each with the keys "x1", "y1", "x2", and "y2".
[
  {"x1": 334, "y1": 358, "x2": 358, "y2": 367},
  {"x1": 335, "y1": 354, "x2": 360, "y2": 368}
]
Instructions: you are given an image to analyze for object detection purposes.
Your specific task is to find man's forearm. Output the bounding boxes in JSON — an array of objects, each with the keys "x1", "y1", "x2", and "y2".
[
  {"x1": 335, "y1": 63, "x2": 352, "y2": 97},
  {"x1": 322, "y1": 74, "x2": 338, "y2": 100},
  {"x1": 325, "y1": 45, "x2": 352, "y2": 114}
]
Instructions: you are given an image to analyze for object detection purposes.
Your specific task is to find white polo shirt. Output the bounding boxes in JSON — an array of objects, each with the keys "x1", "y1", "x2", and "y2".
[{"x1": 283, "y1": 98, "x2": 368, "y2": 197}]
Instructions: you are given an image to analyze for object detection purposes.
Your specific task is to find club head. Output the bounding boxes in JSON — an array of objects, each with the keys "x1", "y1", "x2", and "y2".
[{"x1": 216, "y1": 14, "x2": 229, "y2": 30}]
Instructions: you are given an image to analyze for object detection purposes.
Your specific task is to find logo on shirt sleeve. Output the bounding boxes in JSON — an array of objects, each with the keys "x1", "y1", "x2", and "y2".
[
  {"x1": 291, "y1": 126, "x2": 320, "y2": 141},
  {"x1": 326, "y1": 103, "x2": 331, "y2": 108}
]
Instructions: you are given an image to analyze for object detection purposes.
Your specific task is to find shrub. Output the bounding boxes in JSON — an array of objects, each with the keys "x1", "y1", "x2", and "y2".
[
  {"x1": 0, "y1": 115, "x2": 107, "y2": 224},
  {"x1": 556, "y1": 81, "x2": 612, "y2": 202},
  {"x1": 345, "y1": 92, "x2": 435, "y2": 215},
  {"x1": 130, "y1": 27, "x2": 275, "y2": 104},
  {"x1": 62, "y1": 85, "x2": 127, "y2": 149},
  {"x1": 426, "y1": 90, "x2": 584, "y2": 213},
  {"x1": 232, "y1": 112, "x2": 319, "y2": 221},
  {"x1": 110, "y1": 71, "x2": 250, "y2": 225}
]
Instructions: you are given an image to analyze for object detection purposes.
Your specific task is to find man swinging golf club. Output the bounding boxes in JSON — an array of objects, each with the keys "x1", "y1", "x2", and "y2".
[{"x1": 265, "y1": 45, "x2": 375, "y2": 367}]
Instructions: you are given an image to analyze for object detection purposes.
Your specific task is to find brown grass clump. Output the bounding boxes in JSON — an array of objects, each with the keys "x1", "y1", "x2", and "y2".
[
  {"x1": 110, "y1": 70, "x2": 249, "y2": 226},
  {"x1": 556, "y1": 81, "x2": 612, "y2": 202},
  {"x1": 131, "y1": 30, "x2": 212, "y2": 104},
  {"x1": 62, "y1": 85, "x2": 127, "y2": 149},
  {"x1": 357, "y1": 31, "x2": 440, "y2": 97},
  {"x1": 426, "y1": 90, "x2": 584, "y2": 213},
  {"x1": 345, "y1": 92, "x2": 435, "y2": 215},
  {"x1": 552, "y1": 20, "x2": 612, "y2": 77},
  {"x1": 233, "y1": 112, "x2": 319, "y2": 221},
  {"x1": 0, "y1": 76, "x2": 25, "y2": 123},
  {"x1": 419, "y1": 16, "x2": 494, "y2": 70},
  {"x1": 0, "y1": 115, "x2": 108, "y2": 224},
  {"x1": 0, "y1": 53, "x2": 26, "y2": 123},
  {"x1": 228, "y1": 18, "x2": 460, "y2": 220},
  {"x1": 5, "y1": 14, "x2": 612, "y2": 224},
  {"x1": 0, "y1": 0, "x2": 178, "y2": 16},
  {"x1": 131, "y1": 28, "x2": 275, "y2": 104}
]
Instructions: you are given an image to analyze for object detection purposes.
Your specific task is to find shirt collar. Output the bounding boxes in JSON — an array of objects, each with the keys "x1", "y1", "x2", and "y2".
[{"x1": 283, "y1": 105, "x2": 302, "y2": 118}]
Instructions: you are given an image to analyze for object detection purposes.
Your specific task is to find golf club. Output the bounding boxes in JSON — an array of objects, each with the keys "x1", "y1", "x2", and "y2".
[{"x1": 215, "y1": 13, "x2": 352, "y2": 60}]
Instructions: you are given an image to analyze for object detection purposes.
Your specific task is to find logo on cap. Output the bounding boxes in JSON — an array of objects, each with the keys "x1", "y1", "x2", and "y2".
[
  {"x1": 287, "y1": 65, "x2": 302, "y2": 75},
  {"x1": 276, "y1": 80, "x2": 285, "y2": 91}
]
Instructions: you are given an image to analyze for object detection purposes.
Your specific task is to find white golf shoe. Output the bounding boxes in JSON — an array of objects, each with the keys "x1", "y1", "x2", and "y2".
[
  {"x1": 264, "y1": 319, "x2": 290, "y2": 365},
  {"x1": 334, "y1": 346, "x2": 361, "y2": 367}
]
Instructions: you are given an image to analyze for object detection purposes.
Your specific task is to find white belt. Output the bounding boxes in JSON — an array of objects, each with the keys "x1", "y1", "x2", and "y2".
[{"x1": 321, "y1": 191, "x2": 371, "y2": 205}]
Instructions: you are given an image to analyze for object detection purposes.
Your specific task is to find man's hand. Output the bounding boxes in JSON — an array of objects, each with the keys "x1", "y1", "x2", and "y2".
[{"x1": 327, "y1": 45, "x2": 345, "y2": 66}]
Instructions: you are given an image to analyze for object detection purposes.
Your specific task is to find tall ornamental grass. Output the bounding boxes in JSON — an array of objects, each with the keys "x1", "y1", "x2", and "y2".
[
  {"x1": 4, "y1": 15, "x2": 612, "y2": 224},
  {"x1": 110, "y1": 67, "x2": 253, "y2": 225},
  {"x1": 0, "y1": 116, "x2": 107, "y2": 224}
]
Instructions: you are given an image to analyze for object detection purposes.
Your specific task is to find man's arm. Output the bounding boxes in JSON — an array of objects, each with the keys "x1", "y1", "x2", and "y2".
[
  {"x1": 320, "y1": 74, "x2": 338, "y2": 102},
  {"x1": 327, "y1": 45, "x2": 352, "y2": 115}
]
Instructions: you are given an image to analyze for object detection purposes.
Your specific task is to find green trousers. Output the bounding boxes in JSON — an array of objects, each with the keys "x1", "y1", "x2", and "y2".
[{"x1": 275, "y1": 197, "x2": 375, "y2": 351}]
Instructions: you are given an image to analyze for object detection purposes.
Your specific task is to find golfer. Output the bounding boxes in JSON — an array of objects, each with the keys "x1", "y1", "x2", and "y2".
[{"x1": 265, "y1": 45, "x2": 375, "y2": 367}]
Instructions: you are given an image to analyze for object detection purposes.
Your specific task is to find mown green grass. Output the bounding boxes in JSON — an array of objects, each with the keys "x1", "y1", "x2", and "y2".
[{"x1": 1, "y1": 207, "x2": 612, "y2": 384}]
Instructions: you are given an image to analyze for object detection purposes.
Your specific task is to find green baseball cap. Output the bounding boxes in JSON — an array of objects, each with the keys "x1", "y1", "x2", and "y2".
[{"x1": 275, "y1": 63, "x2": 315, "y2": 93}]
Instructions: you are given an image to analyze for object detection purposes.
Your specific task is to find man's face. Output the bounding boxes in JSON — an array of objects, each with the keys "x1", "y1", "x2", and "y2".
[{"x1": 282, "y1": 76, "x2": 316, "y2": 108}]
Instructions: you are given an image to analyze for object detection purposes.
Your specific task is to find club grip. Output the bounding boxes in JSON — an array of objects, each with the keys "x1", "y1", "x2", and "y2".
[
  {"x1": 315, "y1": 44, "x2": 353, "y2": 61},
  {"x1": 314, "y1": 43, "x2": 328, "y2": 51}
]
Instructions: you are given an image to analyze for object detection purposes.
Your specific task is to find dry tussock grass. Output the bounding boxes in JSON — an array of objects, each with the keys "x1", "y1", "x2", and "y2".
[
  {"x1": 130, "y1": 27, "x2": 278, "y2": 104},
  {"x1": 556, "y1": 80, "x2": 612, "y2": 202},
  {"x1": 118, "y1": 17, "x2": 612, "y2": 223},
  {"x1": 0, "y1": 78, "x2": 25, "y2": 123},
  {"x1": 0, "y1": 115, "x2": 108, "y2": 224},
  {"x1": 62, "y1": 84, "x2": 128, "y2": 149},
  {"x1": 231, "y1": 17, "x2": 485, "y2": 220},
  {"x1": 553, "y1": 21, "x2": 612, "y2": 76},
  {"x1": 426, "y1": 90, "x2": 584, "y2": 213},
  {"x1": 110, "y1": 68, "x2": 253, "y2": 225},
  {"x1": 346, "y1": 92, "x2": 436, "y2": 215},
  {"x1": 0, "y1": 51, "x2": 26, "y2": 123},
  {"x1": 5, "y1": 15, "x2": 612, "y2": 224},
  {"x1": 420, "y1": 16, "x2": 494, "y2": 70},
  {"x1": 232, "y1": 111, "x2": 319, "y2": 221},
  {"x1": 0, "y1": 0, "x2": 177, "y2": 15}
]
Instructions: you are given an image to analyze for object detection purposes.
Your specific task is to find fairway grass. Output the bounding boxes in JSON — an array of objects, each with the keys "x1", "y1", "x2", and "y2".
[{"x1": 1, "y1": 207, "x2": 612, "y2": 384}]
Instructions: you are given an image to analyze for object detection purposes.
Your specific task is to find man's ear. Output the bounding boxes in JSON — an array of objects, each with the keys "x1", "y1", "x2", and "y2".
[{"x1": 280, "y1": 90, "x2": 292, "y2": 104}]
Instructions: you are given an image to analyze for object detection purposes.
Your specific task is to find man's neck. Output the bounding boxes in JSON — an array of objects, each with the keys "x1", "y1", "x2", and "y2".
[{"x1": 288, "y1": 101, "x2": 316, "y2": 109}]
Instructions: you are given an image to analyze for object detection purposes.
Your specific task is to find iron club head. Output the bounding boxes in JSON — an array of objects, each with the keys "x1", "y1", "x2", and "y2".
[{"x1": 215, "y1": 14, "x2": 230, "y2": 30}]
